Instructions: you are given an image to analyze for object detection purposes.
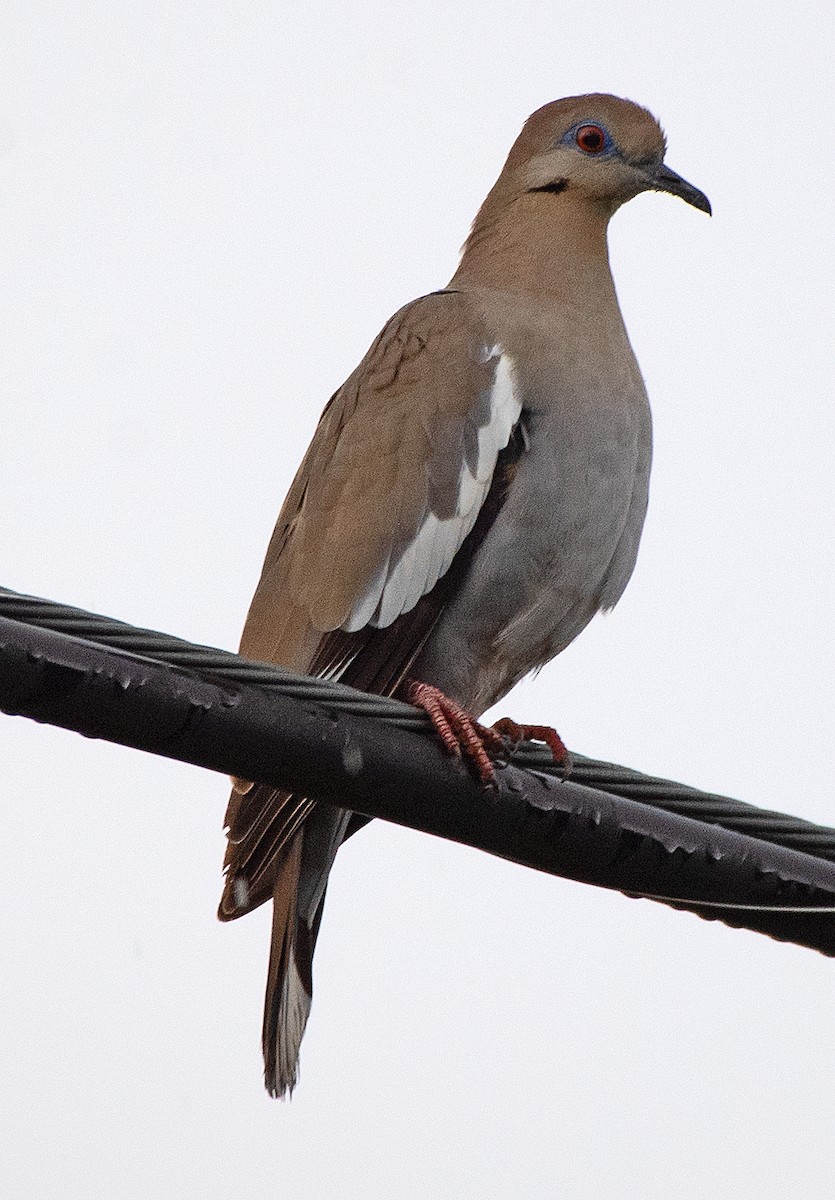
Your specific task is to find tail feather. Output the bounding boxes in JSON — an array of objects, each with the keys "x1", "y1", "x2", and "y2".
[
  {"x1": 262, "y1": 832, "x2": 310, "y2": 1098},
  {"x1": 257, "y1": 805, "x2": 352, "y2": 1097}
]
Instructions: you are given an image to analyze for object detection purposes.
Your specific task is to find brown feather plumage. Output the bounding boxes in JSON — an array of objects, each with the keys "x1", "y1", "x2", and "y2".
[
  {"x1": 221, "y1": 92, "x2": 699, "y2": 1097},
  {"x1": 219, "y1": 290, "x2": 525, "y2": 1095}
]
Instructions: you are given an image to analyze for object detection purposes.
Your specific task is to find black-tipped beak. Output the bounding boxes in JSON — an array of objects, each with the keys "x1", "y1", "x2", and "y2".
[{"x1": 651, "y1": 163, "x2": 711, "y2": 215}]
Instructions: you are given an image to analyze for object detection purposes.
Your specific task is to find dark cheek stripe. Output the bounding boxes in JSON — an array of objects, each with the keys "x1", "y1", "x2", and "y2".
[{"x1": 528, "y1": 179, "x2": 568, "y2": 196}]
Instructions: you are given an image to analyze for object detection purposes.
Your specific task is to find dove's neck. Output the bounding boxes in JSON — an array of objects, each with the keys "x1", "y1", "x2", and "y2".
[{"x1": 450, "y1": 191, "x2": 618, "y2": 311}]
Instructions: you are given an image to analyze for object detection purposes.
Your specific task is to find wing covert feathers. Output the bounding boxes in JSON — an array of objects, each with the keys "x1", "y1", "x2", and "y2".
[{"x1": 238, "y1": 290, "x2": 519, "y2": 665}]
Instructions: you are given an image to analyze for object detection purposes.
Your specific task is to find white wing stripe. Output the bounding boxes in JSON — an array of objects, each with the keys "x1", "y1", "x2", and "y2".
[
  {"x1": 342, "y1": 552, "x2": 390, "y2": 632},
  {"x1": 343, "y1": 349, "x2": 522, "y2": 632}
]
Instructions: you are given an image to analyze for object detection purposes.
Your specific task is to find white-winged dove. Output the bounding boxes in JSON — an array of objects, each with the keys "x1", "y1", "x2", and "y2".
[{"x1": 220, "y1": 94, "x2": 710, "y2": 1097}]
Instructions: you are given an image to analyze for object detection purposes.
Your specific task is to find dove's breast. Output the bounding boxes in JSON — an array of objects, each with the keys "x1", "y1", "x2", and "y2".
[{"x1": 411, "y1": 344, "x2": 652, "y2": 714}]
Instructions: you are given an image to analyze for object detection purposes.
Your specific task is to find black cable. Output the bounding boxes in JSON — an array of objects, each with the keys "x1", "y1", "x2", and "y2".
[
  {"x1": 2, "y1": 607, "x2": 835, "y2": 955},
  {"x1": 1, "y1": 583, "x2": 832, "y2": 864}
]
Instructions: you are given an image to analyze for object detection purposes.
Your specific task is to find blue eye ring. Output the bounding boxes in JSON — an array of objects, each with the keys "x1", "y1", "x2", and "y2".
[
  {"x1": 561, "y1": 121, "x2": 615, "y2": 156},
  {"x1": 575, "y1": 123, "x2": 607, "y2": 154}
]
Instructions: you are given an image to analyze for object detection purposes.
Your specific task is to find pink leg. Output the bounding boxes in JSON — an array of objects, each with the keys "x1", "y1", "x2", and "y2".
[
  {"x1": 402, "y1": 680, "x2": 506, "y2": 785},
  {"x1": 489, "y1": 718, "x2": 569, "y2": 766}
]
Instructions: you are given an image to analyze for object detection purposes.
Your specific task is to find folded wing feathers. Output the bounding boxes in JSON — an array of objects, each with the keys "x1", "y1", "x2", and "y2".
[
  {"x1": 343, "y1": 350, "x2": 520, "y2": 633},
  {"x1": 341, "y1": 551, "x2": 391, "y2": 632}
]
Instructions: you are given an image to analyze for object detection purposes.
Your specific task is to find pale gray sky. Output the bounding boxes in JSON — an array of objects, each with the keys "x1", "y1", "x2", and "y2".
[{"x1": 1, "y1": 3, "x2": 833, "y2": 1198}]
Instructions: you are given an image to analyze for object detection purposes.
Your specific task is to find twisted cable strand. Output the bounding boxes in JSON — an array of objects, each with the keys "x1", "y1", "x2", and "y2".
[{"x1": 2, "y1": 585, "x2": 832, "y2": 861}]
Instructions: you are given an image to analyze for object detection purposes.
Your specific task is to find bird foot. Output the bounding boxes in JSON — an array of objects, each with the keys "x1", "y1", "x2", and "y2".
[
  {"x1": 402, "y1": 681, "x2": 569, "y2": 783},
  {"x1": 402, "y1": 680, "x2": 506, "y2": 785},
  {"x1": 489, "y1": 717, "x2": 570, "y2": 771}
]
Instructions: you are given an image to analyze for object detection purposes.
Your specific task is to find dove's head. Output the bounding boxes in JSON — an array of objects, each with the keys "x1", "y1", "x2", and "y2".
[
  {"x1": 502, "y1": 94, "x2": 710, "y2": 216},
  {"x1": 455, "y1": 94, "x2": 709, "y2": 292}
]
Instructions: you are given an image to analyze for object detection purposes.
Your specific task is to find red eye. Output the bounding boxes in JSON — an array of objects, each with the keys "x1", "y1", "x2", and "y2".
[{"x1": 575, "y1": 124, "x2": 606, "y2": 154}]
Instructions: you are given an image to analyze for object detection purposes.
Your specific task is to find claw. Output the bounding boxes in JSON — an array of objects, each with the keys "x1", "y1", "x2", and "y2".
[
  {"x1": 402, "y1": 680, "x2": 570, "y2": 784},
  {"x1": 489, "y1": 717, "x2": 569, "y2": 768},
  {"x1": 403, "y1": 680, "x2": 505, "y2": 784}
]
